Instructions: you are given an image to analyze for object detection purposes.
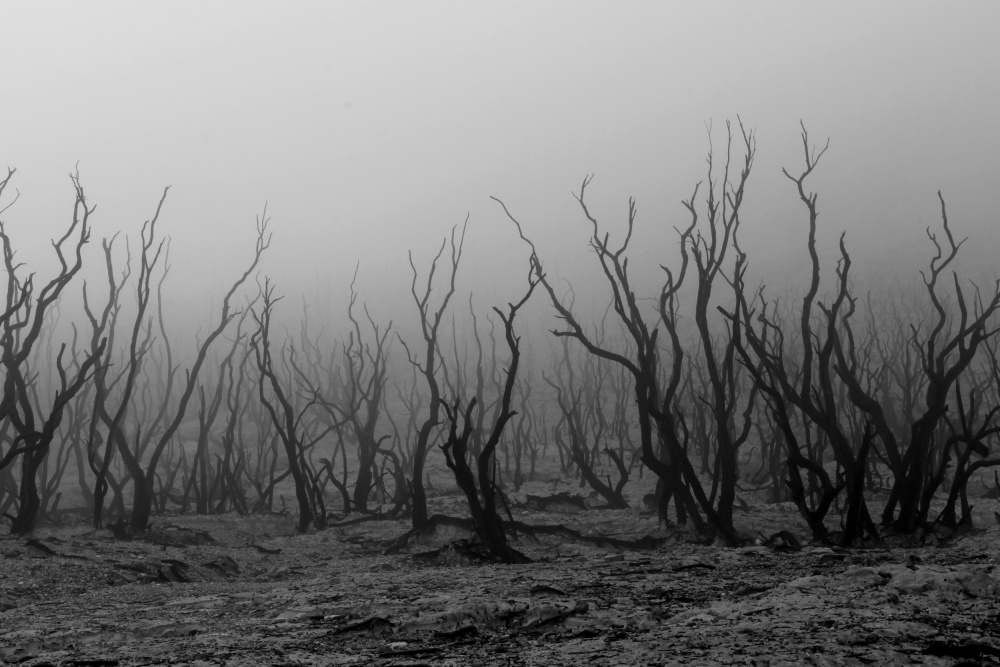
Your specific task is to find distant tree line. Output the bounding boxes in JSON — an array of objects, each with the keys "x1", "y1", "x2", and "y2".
[{"x1": 1, "y1": 123, "x2": 998, "y2": 560}]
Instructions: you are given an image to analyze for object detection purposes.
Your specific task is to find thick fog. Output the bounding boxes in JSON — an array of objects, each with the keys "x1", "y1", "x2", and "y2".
[{"x1": 2, "y1": 2, "x2": 999, "y2": 337}]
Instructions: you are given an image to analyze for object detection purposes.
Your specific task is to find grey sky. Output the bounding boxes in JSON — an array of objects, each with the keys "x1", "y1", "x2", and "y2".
[{"x1": 2, "y1": 2, "x2": 999, "y2": 325}]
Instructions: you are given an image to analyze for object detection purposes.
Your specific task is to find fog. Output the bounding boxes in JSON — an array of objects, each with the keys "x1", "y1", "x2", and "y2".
[{"x1": 2, "y1": 1, "x2": 999, "y2": 336}]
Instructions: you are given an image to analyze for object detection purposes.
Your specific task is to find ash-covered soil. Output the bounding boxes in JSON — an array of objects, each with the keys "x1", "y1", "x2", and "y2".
[{"x1": 2, "y1": 492, "x2": 999, "y2": 667}]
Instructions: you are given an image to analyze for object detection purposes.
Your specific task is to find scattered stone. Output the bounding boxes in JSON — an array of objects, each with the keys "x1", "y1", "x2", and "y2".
[
  {"x1": 250, "y1": 543, "x2": 281, "y2": 555},
  {"x1": 136, "y1": 621, "x2": 203, "y2": 638},
  {"x1": 886, "y1": 566, "x2": 966, "y2": 595},
  {"x1": 277, "y1": 606, "x2": 325, "y2": 621},
  {"x1": 760, "y1": 530, "x2": 801, "y2": 551},
  {"x1": 736, "y1": 546, "x2": 771, "y2": 557},
  {"x1": 836, "y1": 565, "x2": 887, "y2": 589},
  {"x1": 962, "y1": 569, "x2": 1000, "y2": 598},
  {"x1": 333, "y1": 615, "x2": 392, "y2": 635},
  {"x1": 530, "y1": 583, "x2": 567, "y2": 596},
  {"x1": 202, "y1": 554, "x2": 240, "y2": 577},
  {"x1": 785, "y1": 574, "x2": 830, "y2": 591},
  {"x1": 673, "y1": 557, "x2": 716, "y2": 572}
]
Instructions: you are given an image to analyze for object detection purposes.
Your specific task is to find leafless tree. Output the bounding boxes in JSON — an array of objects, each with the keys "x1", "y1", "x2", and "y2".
[
  {"x1": 439, "y1": 257, "x2": 538, "y2": 563},
  {"x1": 0, "y1": 169, "x2": 107, "y2": 535},
  {"x1": 251, "y1": 280, "x2": 336, "y2": 532},
  {"x1": 399, "y1": 219, "x2": 467, "y2": 528}
]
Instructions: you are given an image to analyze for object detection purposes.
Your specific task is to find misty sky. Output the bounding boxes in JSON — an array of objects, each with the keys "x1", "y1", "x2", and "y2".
[{"x1": 2, "y1": 2, "x2": 999, "y2": 328}]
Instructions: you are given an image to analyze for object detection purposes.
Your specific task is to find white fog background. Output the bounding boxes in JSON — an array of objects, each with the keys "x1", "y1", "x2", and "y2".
[{"x1": 1, "y1": 1, "x2": 999, "y2": 340}]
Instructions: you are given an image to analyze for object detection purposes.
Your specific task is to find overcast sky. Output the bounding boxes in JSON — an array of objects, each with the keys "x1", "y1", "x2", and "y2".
[{"x1": 2, "y1": 1, "x2": 999, "y2": 330}]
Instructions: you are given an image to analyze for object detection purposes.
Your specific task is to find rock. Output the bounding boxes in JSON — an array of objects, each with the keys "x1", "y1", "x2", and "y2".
[
  {"x1": 377, "y1": 642, "x2": 410, "y2": 654},
  {"x1": 962, "y1": 570, "x2": 1000, "y2": 598},
  {"x1": 785, "y1": 574, "x2": 830, "y2": 591},
  {"x1": 137, "y1": 621, "x2": 203, "y2": 638},
  {"x1": 276, "y1": 606, "x2": 325, "y2": 621},
  {"x1": 202, "y1": 555, "x2": 240, "y2": 577},
  {"x1": 886, "y1": 566, "x2": 965, "y2": 595},
  {"x1": 530, "y1": 583, "x2": 567, "y2": 596},
  {"x1": 737, "y1": 546, "x2": 771, "y2": 557},
  {"x1": 837, "y1": 566, "x2": 887, "y2": 589},
  {"x1": 674, "y1": 557, "x2": 716, "y2": 572}
]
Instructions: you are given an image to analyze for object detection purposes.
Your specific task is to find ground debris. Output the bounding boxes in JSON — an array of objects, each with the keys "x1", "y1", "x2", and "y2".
[
  {"x1": 24, "y1": 538, "x2": 59, "y2": 558},
  {"x1": 202, "y1": 554, "x2": 240, "y2": 576},
  {"x1": 143, "y1": 524, "x2": 216, "y2": 547},
  {"x1": 923, "y1": 640, "x2": 1000, "y2": 660},
  {"x1": 333, "y1": 615, "x2": 393, "y2": 634},
  {"x1": 1, "y1": 505, "x2": 998, "y2": 666},
  {"x1": 250, "y1": 542, "x2": 282, "y2": 554},
  {"x1": 522, "y1": 491, "x2": 589, "y2": 513}
]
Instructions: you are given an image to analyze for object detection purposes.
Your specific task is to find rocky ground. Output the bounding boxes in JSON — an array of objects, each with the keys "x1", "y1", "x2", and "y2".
[{"x1": 1, "y1": 490, "x2": 999, "y2": 667}]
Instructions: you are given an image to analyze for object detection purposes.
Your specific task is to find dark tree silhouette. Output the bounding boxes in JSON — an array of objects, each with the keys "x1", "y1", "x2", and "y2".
[
  {"x1": 0, "y1": 170, "x2": 107, "y2": 535},
  {"x1": 399, "y1": 219, "x2": 467, "y2": 529},
  {"x1": 439, "y1": 257, "x2": 538, "y2": 563}
]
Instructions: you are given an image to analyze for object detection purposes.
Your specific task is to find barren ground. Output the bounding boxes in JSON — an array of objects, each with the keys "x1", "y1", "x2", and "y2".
[{"x1": 2, "y1": 481, "x2": 999, "y2": 667}]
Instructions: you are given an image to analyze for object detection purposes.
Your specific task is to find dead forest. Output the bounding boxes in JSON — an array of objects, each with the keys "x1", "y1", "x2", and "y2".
[{"x1": 2, "y1": 123, "x2": 1000, "y2": 561}]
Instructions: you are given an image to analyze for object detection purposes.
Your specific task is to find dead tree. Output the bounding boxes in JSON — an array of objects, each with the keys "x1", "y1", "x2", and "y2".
[
  {"x1": 495, "y1": 152, "x2": 759, "y2": 543},
  {"x1": 210, "y1": 325, "x2": 256, "y2": 514},
  {"x1": 90, "y1": 193, "x2": 269, "y2": 534},
  {"x1": 931, "y1": 378, "x2": 1000, "y2": 531},
  {"x1": 508, "y1": 374, "x2": 538, "y2": 489},
  {"x1": 399, "y1": 219, "x2": 467, "y2": 528},
  {"x1": 544, "y1": 338, "x2": 629, "y2": 508},
  {"x1": 85, "y1": 192, "x2": 169, "y2": 530},
  {"x1": 679, "y1": 121, "x2": 759, "y2": 530},
  {"x1": 251, "y1": 280, "x2": 337, "y2": 532},
  {"x1": 87, "y1": 226, "x2": 146, "y2": 528},
  {"x1": 494, "y1": 188, "x2": 714, "y2": 535},
  {"x1": 335, "y1": 271, "x2": 393, "y2": 512},
  {"x1": 292, "y1": 273, "x2": 396, "y2": 515},
  {"x1": 0, "y1": 170, "x2": 107, "y2": 535},
  {"x1": 464, "y1": 296, "x2": 491, "y2": 463},
  {"x1": 883, "y1": 194, "x2": 1000, "y2": 532},
  {"x1": 292, "y1": 305, "x2": 354, "y2": 515},
  {"x1": 41, "y1": 326, "x2": 97, "y2": 518},
  {"x1": 731, "y1": 125, "x2": 880, "y2": 545},
  {"x1": 438, "y1": 261, "x2": 538, "y2": 563},
  {"x1": 80, "y1": 234, "x2": 132, "y2": 525},
  {"x1": 180, "y1": 307, "x2": 253, "y2": 514}
]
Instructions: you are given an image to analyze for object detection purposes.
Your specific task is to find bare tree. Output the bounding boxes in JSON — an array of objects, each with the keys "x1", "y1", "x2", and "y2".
[
  {"x1": 399, "y1": 219, "x2": 467, "y2": 528},
  {"x1": 82, "y1": 232, "x2": 132, "y2": 528},
  {"x1": 439, "y1": 258, "x2": 538, "y2": 563},
  {"x1": 885, "y1": 194, "x2": 1000, "y2": 531},
  {"x1": 331, "y1": 271, "x2": 393, "y2": 512},
  {"x1": 92, "y1": 194, "x2": 270, "y2": 534},
  {"x1": 732, "y1": 125, "x2": 880, "y2": 544},
  {"x1": 0, "y1": 169, "x2": 107, "y2": 535},
  {"x1": 494, "y1": 154, "x2": 754, "y2": 543},
  {"x1": 251, "y1": 280, "x2": 336, "y2": 532}
]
